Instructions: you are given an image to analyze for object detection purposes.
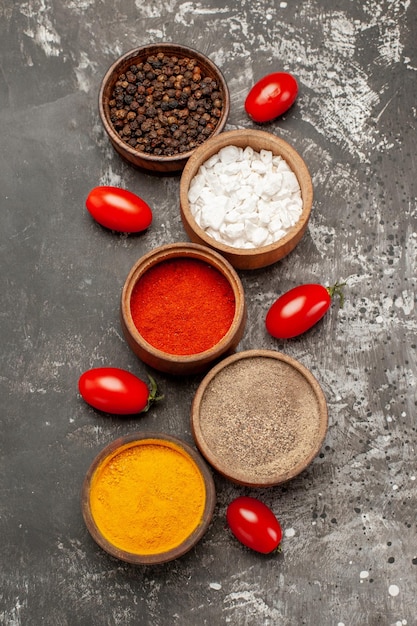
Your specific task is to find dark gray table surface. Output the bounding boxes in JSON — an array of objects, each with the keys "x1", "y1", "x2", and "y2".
[{"x1": 1, "y1": 1, "x2": 416, "y2": 625}]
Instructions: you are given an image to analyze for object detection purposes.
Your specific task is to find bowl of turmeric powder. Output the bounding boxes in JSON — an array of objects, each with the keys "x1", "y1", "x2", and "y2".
[
  {"x1": 81, "y1": 432, "x2": 216, "y2": 564},
  {"x1": 120, "y1": 242, "x2": 247, "y2": 375}
]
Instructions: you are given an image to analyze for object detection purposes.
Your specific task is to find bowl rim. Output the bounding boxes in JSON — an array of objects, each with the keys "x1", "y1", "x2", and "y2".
[
  {"x1": 179, "y1": 128, "x2": 313, "y2": 264},
  {"x1": 81, "y1": 431, "x2": 216, "y2": 564},
  {"x1": 120, "y1": 242, "x2": 247, "y2": 367},
  {"x1": 191, "y1": 349, "x2": 328, "y2": 487},
  {"x1": 98, "y1": 43, "x2": 230, "y2": 166}
]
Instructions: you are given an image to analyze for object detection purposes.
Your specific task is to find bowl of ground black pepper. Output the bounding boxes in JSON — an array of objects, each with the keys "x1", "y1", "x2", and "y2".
[
  {"x1": 99, "y1": 44, "x2": 230, "y2": 173},
  {"x1": 120, "y1": 243, "x2": 247, "y2": 375},
  {"x1": 191, "y1": 350, "x2": 328, "y2": 487}
]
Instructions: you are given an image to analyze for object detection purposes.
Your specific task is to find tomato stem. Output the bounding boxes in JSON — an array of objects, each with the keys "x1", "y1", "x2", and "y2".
[
  {"x1": 326, "y1": 281, "x2": 346, "y2": 308},
  {"x1": 142, "y1": 374, "x2": 164, "y2": 412}
]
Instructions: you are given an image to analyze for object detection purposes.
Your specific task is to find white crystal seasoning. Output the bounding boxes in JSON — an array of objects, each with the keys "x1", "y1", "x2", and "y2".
[{"x1": 188, "y1": 145, "x2": 303, "y2": 249}]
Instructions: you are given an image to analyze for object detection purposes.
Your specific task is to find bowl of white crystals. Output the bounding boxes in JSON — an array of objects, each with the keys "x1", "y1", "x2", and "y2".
[{"x1": 179, "y1": 129, "x2": 313, "y2": 270}]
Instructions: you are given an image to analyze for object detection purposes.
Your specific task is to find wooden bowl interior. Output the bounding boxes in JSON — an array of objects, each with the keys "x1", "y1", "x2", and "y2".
[
  {"x1": 120, "y1": 242, "x2": 247, "y2": 375},
  {"x1": 191, "y1": 349, "x2": 328, "y2": 487},
  {"x1": 180, "y1": 129, "x2": 313, "y2": 268},
  {"x1": 99, "y1": 44, "x2": 230, "y2": 172},
  {"x1": 81, "y1": 432, "x2": 216, "y2": 565}
]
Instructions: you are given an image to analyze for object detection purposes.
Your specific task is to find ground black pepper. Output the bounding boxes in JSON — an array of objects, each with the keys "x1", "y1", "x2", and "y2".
[
  {"x1": 109, "y1": 54, "x2": 224, "y2": 156},
  {"x1": 195, "y1": 356, "x2": 325, "y2": 485}
]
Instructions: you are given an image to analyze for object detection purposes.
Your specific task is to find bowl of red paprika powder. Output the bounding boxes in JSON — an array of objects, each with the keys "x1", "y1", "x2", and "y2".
[
  {"x1": 99, "y1": 43, "x2": 230, "y2": 173},
  {"x1": 120, "y1": 243, "x2": 247, "y2": 375}
]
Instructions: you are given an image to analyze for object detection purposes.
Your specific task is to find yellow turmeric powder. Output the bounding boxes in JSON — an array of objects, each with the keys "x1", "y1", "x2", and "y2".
[{"x1": 89, "y1": 439, "x2": 206, "y2": 555}]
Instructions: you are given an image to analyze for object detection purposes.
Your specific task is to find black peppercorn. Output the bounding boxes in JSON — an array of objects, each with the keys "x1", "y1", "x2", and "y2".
[{"x1": 109, "y1": 53, "x2": 224, "y2": 156}]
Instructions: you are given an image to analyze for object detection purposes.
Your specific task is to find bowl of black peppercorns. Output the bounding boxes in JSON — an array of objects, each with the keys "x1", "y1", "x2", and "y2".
[{"x1": 99, "y1": 43, "x2": 230, "y2": 173}]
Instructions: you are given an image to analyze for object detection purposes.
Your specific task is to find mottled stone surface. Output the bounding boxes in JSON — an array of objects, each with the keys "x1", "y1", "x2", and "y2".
[{"x1": 1, "y1": 1, "x2": 416, "y2": 625}]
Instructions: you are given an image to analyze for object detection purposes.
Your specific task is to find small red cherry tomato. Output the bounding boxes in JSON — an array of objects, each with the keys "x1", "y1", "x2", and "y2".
[
  {"x1": 265, "y1": 282, "x2": 345, "y2": 339},
  {"x1": 226, "y1": 496, "x2": 283, "y2": 554},
  {"x1": 85, "y1": 186, "x2": 153, "y2": 233},
  {"x1": 78, "y1": 367, "x2": 162, "y2": 415},
  {"x1": 245, "y1": 72, "x2": 298, "y2": 123}
]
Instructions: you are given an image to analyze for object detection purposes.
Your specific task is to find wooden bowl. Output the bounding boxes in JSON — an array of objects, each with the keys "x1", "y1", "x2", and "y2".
[
  {"x1": 81, "y1": 432, "x2": 216, "y2": 564},
  {"x1": 99, "y1": 43, "x2": 230, "y2": 173},
  {"x1": 191, "y1": 350, "x2": 328, "y2": 487},
  {"x1": 120, "y1": 243, "x2": 247, "y2": 375},
  {"x1": 179, "y1": 129, "x2": 313, "y2": 269}
]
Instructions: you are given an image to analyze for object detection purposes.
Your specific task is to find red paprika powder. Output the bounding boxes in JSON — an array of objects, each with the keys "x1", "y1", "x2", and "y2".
[{"x1": 130, "y1": 258, "x2": 236, "y2": 356}]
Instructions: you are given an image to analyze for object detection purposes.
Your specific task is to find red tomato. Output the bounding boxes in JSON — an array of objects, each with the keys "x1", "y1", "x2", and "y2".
[
  {"x1": 265, "y1": 282, "x2": 345, "y2": 339},
  {"x1": 226, "y1": 496, "x2": 282, "y2": 554},
  {"x1": 78, "y1": 368, "x2": 162, "y2": 415},
  {"x1": 245, "y1": 72, "x2": 298, "y2": 123},
  {"x1": 86, "y1": 186, "x2": 152, "y2": 233}
]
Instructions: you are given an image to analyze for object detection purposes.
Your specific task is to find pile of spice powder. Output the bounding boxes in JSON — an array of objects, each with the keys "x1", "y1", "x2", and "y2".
[
  {"x1": 197, "y1": 356, "x2": 322, "y2": 483},
  {"x1": 89, "y1": 440, "x2": 206, "y2": 555},
  {"x1": 130, "y1": 258, "x2": 235, "y2": 355},
  {"x1": 109, "y1": 53, "x2": 224, "y2": 156}
]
